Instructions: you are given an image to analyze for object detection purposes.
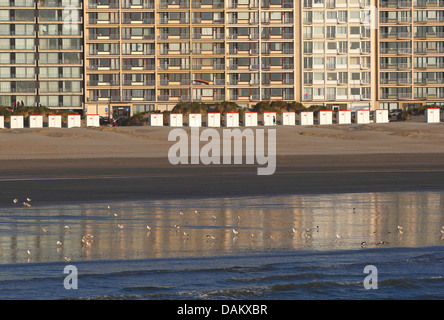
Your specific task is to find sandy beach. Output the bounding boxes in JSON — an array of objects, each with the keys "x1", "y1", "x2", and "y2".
[
  {"x1": 1, "y1": 122, "x2": 444, "y2": 301},
  {"x1": 1, "y1": 122, "x2": 444, "y2": 206}
]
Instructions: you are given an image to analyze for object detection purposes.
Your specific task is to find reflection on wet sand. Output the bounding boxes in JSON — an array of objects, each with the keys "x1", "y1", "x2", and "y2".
[{"x1": 1, "y1": 191, "x2": 444, "y2": 264}]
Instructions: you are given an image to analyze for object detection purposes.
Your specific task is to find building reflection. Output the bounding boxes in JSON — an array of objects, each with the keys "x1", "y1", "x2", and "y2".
[{"x1": 1, "y1": 191, "x2": 444, "y2": 264}]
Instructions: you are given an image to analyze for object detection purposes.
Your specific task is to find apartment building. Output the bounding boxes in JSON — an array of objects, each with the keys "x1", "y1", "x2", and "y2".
[
  {"x1": 0, "y1": 0, "x2": 84, "y2": 110},
  {"x1": 300, "y1": 0, "x2": 377, "y2": 111},
  {"x1": 3, "y1": 0, "x2": 444, "y2": 116},
  {"x1": 83, "y1": 0, "x2": 296, "y2": 116},
  {"x1": 378, "y1": 0, "x2": 444, "y2": 110}
]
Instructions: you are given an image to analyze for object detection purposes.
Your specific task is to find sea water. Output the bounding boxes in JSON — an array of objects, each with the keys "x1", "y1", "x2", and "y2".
[{"x1": 0, "y1": 191, "x2": 443, "y2": 300}]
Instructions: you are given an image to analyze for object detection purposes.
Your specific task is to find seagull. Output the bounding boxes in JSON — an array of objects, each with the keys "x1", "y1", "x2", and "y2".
[
  {"x1": 397, "y1": 226, "x2": 403, "y2": 231},
  {"x1": 117, "y1": 224, "x2": 125, "y2": 229},
  {"x1": 194, "y1": 210, "x2": 199, "y2": 214},
  {"x1": 179, "y1": 211, "x2": 184, "y2": 216},
  {"x1": 336, "y1": 234, "x2": 342, "y2": 239},
  {"x1": 206, "y1": 234, "x2": 216, "y2": 240},
  {"x1": 291, "y1": 228, "x2": 297, "y2": 234},
  {"x1": 360, "y1": 241, "x2": 367, "y2": 247},
  {"x1": 113, "y1": 213, "x2": 118, "y2": 217},
  {"x1": 174, "y1": 224, "x2": 180, "y2": 229},
  {"x1": 212, "y1": 215, "x2": 217, "y2": 220},
  {"x1": 82, "y1": 234, "x2": 94, "y2": 246},
  {"x1": 27, "y1": 250, "x2": 31, "y2": 255},
  {"x1": 26, "y1": 198, "x2": 31, "y2": 202},
  {"x1": 64, "y1": 225, "x2": 70, "y2": 230},
  {"x1": 146, "y1": 225, "x2": 151, "y2": 231},
  {"x1": 107, "y1": 205, "x2": 111, "y2": 210},
  {"x1": 41, "y1": 228, "x2": 48, "y2": 233},
  {"x1": 64, "y1": 257, "x2": 72, "y2": 262},
  {"x1": 13, "y1": 198, "x2": 18, "y2": 204},
  {"x1": 232, "y1": 229, "x2": 239, "y2": 236},
  {"x1": 23, "y1": 202, "x2": 31, "y2": 207},
  {"x1": 56, "y1": 241, "x2": 63, "y2": 246},
  {"x1": 183, "y1": 232, "x2": 189, "y2": 237}
]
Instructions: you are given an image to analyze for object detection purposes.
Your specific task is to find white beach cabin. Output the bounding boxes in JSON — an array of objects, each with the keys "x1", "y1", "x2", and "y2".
[
  {"x1": 0, "y1": 115, "x2": 4, "y2": 129},
  {"x1": 169, "y1": 113, "x2": 183, "y2": 127},
  {"x1": 356, "y1": 109, "x2": 370, "y2": 124},
  {"x1": 244, "y1": 112, "x2": 258, "y2": 127},
  {"x1": 48, "y1": 114, "x2": 62, "y2": 128},
  {"x1": 299, "y1": 111, "x2": 314, "y2": 126},
  {"x1": 225, "y1": 112, "x2": 239, "y2": 127},
  {"x1": 263, "y1": 112, "x2": 277, "y2": 126},
  {"x1": 29, "y1": 114, "x2": 43, "y2": 128},
  {"x1": 86, "y1": 114, "x2": 100, "y2": 127},
  {"x1": 188, "y1": 113, "x2": 202, "y2": 127},
  {"x1": 150, "y1": 113, "x2": 164, "y2": 126},
  {"x1": 282, "y1": 111, "x2": 295, "y2": 125},
  {"x1": 337, "y1": 110, "x2": 351, "y2": 124},
  {"x1": 67, "y1": 114, "x2": 81, "y2": 128},
  {"x1": 426, "y1": 108, "x2": 440, "y2": 123},
  {"x1": 319, "y1": 110, "x2": 333, "y2": 125},
  {"x1": 207, "y1": 113, "x2": 221, "y2": 127},
  {"x1": 374, "y1": 109, "x2": 389, "y2": 123},
  {"x1": 10, "y1": 115, "x2": 24, "y2": 129}
]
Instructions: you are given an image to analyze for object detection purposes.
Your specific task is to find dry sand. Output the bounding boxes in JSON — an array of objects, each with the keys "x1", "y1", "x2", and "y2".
[
  {"x1": 1, "y1": 122, "x2": 444, "y2": 160},
  {"x1": 1, "y1": 122, "x2": 444, "y2": 206}
]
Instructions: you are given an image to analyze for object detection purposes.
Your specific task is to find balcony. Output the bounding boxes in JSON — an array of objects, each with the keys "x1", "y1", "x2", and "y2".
[
  {"x1": 157, "y1": 95, "x2": 169, "y2": 101},
  {"x1": 88, "y1": 2, "x2": 119, "y2": 9}
]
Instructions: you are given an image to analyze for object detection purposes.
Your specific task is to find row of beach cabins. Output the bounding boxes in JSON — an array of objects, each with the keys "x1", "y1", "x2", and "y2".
[{"x1": 0, "y1": 108, "x2": 441, "y2": 129}]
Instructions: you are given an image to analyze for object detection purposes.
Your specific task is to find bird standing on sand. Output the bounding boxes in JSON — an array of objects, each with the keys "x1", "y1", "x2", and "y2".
[
  {"x1": 64, "y1": 257, "x2": 72, "y2": 262},
  {"x1": 26, "y1": 198, "x2": 31, "y2": 202},
  {"x1": 232, "y1": 229, "x2": 239, "y2": 236},
  {"x1": 117, "y1": 224, "x2": 125, "y2": 229},
  {"x1": 23, "y1": 202, "x2": 31, "y2": 207},
  {"x1": 56, "y1": 241, "x2": 63, "y2": 246},
  {"x1": 146, "y1": 225, "x2": 151, "y2": 231}
]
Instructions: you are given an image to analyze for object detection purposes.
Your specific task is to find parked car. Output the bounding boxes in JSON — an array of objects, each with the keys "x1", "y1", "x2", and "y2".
[
  {"x1": 389, "y1": 109, "x2": 402, "y2": 117},
  {"x1": 99, "y1": 116, "x2": 116, "y2": 127}
]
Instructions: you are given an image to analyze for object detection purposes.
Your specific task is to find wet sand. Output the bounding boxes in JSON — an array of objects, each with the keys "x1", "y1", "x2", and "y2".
[{"x1": 1, "y1": 123, "x2": 444, "y2": 207}]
